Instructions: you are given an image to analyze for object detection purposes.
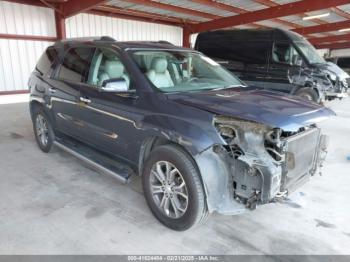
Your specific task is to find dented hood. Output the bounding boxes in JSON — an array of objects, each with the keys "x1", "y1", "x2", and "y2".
[{"x1": 168, "y1": 88, "x2": 335, "y2": 132}]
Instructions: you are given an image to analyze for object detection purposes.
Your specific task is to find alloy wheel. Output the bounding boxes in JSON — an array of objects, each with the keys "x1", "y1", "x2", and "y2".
[
  {"x1": 149, "y1": 161, "x2": 189, "y2": 219},
  {"x1": 36, "y1": 114, "x2": 49, "y2": 146}
]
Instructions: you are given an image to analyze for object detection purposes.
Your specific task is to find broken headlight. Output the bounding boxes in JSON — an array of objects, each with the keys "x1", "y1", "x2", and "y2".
[{"x1": 214, "y1": 116, "x2": 270, "y2": 159}]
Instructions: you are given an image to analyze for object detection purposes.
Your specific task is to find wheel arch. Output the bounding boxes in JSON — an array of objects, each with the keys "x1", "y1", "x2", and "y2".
[
  {"x1": 139, "y1": 136, "x2": 209, "y2": 219},
  {"x1": 138, "y1": 136, "x2": 201, "y2": 177}
]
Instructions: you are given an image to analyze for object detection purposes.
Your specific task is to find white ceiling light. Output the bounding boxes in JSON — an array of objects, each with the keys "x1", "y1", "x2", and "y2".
[
  {"x1": 302, "y1": 12, "x2": 330, "y2": 20},
  {"x1": 339, "y1": 28, "x2": 350, "y2": 32}
]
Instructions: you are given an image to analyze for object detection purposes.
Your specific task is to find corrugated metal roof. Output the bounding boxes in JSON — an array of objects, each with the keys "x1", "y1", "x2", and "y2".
[
  {"x1": 155, "y1": 0, "x2": 235, "y2": 17},
  {"x1": 219, "y1": 0, "x2": 265, "y2": 11},
  {"x1": 105, "y1": 0, "x2": 350, "y2": 48}
]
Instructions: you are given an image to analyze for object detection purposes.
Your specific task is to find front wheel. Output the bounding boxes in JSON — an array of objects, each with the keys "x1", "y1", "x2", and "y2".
[
  {"x1": 142, "y1": 145, "x2": 208, "y2": 231},
  {"x1": 295, "y1": 88, "x2": 319, "y2": 103},
  {"x1": 32, "y1": 107, "x2": 54, "y2": 153}
]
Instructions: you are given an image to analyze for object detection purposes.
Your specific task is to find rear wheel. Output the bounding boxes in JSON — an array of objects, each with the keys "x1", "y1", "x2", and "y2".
[
  {"x1": 32, "y1": 107, "x2": 54, "y2": 153},
  {"x1": 142, "y1": 145, "x2": 208, "y2": 231},
  {"x1": 295, "y1": 88, "x2": 319, "y2": 103}
]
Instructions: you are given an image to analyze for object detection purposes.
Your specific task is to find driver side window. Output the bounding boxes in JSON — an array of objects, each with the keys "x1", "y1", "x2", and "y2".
[
  {"x1": 272, "y1": 42, "x2": 298, "y2": 65},
  {"x1": 87, "y1": 48, "x2": 131, "y2": 89}
]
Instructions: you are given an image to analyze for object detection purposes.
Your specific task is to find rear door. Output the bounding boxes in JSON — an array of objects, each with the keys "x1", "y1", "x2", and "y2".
[{"x1": 48, "y1": 46, "x2": 95, "y2": 138}]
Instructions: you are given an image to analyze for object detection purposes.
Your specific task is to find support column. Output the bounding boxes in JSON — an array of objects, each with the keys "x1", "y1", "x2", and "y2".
[
  {"x1": 55, "y1": 11, "x2": 66, "y2": 40},
  {"x1": 182, "y1": 27, "x2": 191, "y2": 48}
]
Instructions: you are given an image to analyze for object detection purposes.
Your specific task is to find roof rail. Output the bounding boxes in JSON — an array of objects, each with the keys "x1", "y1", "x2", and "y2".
[
  {"x1": 54, "y1": 36, "x2": 116, "y2": 45},
  {"x1": 158, "y1": 40, "x2": 174, "y2": 45}
]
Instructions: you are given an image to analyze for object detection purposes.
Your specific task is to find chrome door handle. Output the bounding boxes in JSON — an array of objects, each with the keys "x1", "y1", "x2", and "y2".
[
  {"x1": 80, "y1": 97, "x2": 91, "y2": 104},
  {"x1": 49, "y1": 88, "x2": 56, "y2": 93}
]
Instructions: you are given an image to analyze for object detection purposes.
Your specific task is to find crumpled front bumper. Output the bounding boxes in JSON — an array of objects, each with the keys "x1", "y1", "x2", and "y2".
[{"x1": 194, "y1": 128, "x2": 329, "y2": 215}]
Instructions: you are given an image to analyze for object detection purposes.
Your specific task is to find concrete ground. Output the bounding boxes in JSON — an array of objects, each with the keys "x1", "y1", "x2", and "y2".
[{"x1": 0, "y1": 94, "x2": 349, "y2": 255}]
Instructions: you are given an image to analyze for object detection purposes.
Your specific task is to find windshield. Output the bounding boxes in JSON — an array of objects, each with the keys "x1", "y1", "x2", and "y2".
[
  {"x1": 131, "y1": 50, "x2": 244, "y2": 93},
  {"x1": 295, "y1": 41, "x2": 325, "y2": 64}
]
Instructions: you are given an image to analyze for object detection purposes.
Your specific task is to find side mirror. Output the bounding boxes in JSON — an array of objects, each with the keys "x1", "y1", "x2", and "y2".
[
  {"x1": 292, "y1": 54, "x2": 302, "y2": 67},
  {"x1": 101, "y1": 78, "x2": 128, "y2": 92}
]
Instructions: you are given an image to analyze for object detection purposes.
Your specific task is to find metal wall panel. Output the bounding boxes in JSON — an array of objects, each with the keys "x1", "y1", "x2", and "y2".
[
  {"x1": 0, "y1": 1, "x2": 56, "y2": 36},
  {"x1": 65, "y1": 13, "x2": 183, "y2": 46},
  {"x1": 0, "y1": 39, "x2": 51, "y2": 91},
  {"x1": 330, "y1": 49, "x2": 350, "y2": 57},
  {"x1": 0, "y1": 2, "x2": 55, "y2": 92}
]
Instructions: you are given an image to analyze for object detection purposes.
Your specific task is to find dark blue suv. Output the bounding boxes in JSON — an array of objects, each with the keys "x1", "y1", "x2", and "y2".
[{"x1": 29, "y1": 37, "x2": 334, "y2": 230}]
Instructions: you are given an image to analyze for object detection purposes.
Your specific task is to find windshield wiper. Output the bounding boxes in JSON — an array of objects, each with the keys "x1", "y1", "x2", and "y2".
[{"x1": 211, "y1": 85, "x2": 246, "y2": 91}]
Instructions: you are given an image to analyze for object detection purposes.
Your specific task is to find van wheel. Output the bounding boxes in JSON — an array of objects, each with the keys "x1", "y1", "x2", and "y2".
[
  {"x1": 295, "y1": 88, "x2": 319, "y2": 102},
  {"x1": 142, "y1": 145, "x2": 208, "y2": 231},
  {"x1": 32, "y1": 107, "x2": 54, "y2": 153}
]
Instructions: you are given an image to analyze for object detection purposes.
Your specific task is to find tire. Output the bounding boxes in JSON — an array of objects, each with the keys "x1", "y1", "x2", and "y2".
[
  {"x1": 32, "y1": 106, "x2": 54, "y2": 153},
  {"x1": 142, "y1": 145, "x2": 208, "y2": 231},
  {"x1": 295, "y1": 88, "x2": 319, "y2": 103}
]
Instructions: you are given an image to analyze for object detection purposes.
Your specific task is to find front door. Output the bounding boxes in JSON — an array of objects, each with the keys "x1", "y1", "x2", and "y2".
[
  {"x1": 77, "y1": 47, "x2": 140, "y2": 164},
  {"x1": 267, "y1": 42, "x2": 301, "y2": 93}
]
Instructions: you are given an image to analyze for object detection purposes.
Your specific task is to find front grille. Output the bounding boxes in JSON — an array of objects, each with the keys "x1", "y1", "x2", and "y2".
[{"x1": 281, "y1": 128, "x2": 321, "y2": 192}]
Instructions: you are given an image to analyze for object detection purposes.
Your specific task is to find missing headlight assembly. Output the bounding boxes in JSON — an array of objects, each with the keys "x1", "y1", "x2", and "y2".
[{"x1": 193, "y1": 116, "x2": 329, "y2": 214}]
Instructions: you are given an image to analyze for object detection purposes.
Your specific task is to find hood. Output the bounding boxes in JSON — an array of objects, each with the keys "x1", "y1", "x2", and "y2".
[
  {"x1": 167, "y1": 88, "x2": 335, "y2": 132},
  {"x1": 314, "y1": 62, "x2": 350, "y2": 81}
]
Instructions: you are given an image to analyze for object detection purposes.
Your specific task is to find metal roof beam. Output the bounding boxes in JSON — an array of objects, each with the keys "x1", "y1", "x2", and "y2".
[
  {"x1": 293, "y1": 19, "x2": 350, "y2": 34},
  {"x1": 91, "y1": 5, "x2": 196, "y2": 26},
  {"x1": 124, "y1": 0, "x2": 220, "y2": 20},
  {"x1": 62, "y1": 0, "x2": 108, "y2": 18},
  {"x1": 315, "y1": 41, "x2": 350, "y2": 50},
  {"x1": 309, "y1": 33, "x2": 350, "y2": 44},
  {"x1": 191, "y1": 0, "x2": 300, "y2": 30},
  {"x1": 190, "y1": 0, "x2": 350, "y2": 33}
]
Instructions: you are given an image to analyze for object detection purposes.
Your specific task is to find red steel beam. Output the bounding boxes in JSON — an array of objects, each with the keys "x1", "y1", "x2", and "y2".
[
  {"x1": 293, "y1": 19, "x2": 350, "y2": 35},
  {"x1": 315, "y1": 41, "x2": 350, "y2": 50},
  {"x1": 253, "y1": 0, "x2": 327, "y2": 25},
  {"x1": 308, "y1": 33, "x2": 350, "y2": 44},
  {"x1": 62, "y1": 0, "x2": 108, "y2": 18},
  {"x1": 182, "y1": 28, "x2": 191, "y2": 48},
  {"x1": 191, "y1": 0, "x2": 350, "y2": 33},
  {"x1": 0, "y1": 33, "x2": 57, "y2": 41},
  {"x1": 55, "y1": 10, "x2": 66, "y2": 39},
  {"x1": 124, "y1": 0, "x2": 220, "y2": 20},
  {"x1": 191, "y1": 0, "x2": 300, "y2": 29},
  {"x1": 87, "y1": 10, "x2": 185, "y2": 27},
  {"x1": 252, "y1": 0, "x2": 332, "y2": 36},
  {"x1": 94, "y1": 5, "x2": 197, "y2": 25},
  {"x1": 0, "y1": 90, "x2": 30, "y2": 95},
  {"x1": 331, "y1": 7, "x2": 350, "y2": 19}
]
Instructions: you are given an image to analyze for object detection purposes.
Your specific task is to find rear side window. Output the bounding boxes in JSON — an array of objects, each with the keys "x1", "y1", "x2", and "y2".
[
  {"x1": 337, "y1": 58, "x2": 350, "y2": 68},
  {"x1": 57, "y1": 47, "x2": 94, "y2": 83},
  {"x1": 35, "y1": 46, "x2": 59, "y2": 76},
  {"x1": 197, "y1": 39, "x2": 270, "y2": 65}
]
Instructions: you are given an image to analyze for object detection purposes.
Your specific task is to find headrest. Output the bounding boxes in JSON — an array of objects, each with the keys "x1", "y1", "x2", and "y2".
[
  {"x1": 105, "y1": 60, "x2": 124, "y2": 78},
  {"x1": 151, "y1": 57, "x2": 168, "y2": 74}
]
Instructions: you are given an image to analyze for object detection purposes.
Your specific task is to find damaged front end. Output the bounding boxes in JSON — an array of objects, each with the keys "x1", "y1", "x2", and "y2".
[{"x1": 195, "y1": 116, "x2": 329, "y2": 215}]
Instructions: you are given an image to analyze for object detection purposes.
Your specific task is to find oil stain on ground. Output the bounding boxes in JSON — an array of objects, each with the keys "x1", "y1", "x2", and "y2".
[
  {"x1": 10, "y1": 132, "x2": 24, "y2": 139},
  {"x1": 314, "y1": 219, "x2": 336, "y2": 229},
  {"x1": 85, "y1": 206, "x2": 107, "y2": 219}
]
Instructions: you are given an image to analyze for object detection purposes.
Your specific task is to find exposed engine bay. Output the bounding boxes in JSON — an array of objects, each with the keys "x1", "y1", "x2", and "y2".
[{"x1": 202, "y1": 116, "x2": 329, "y2": 212}]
